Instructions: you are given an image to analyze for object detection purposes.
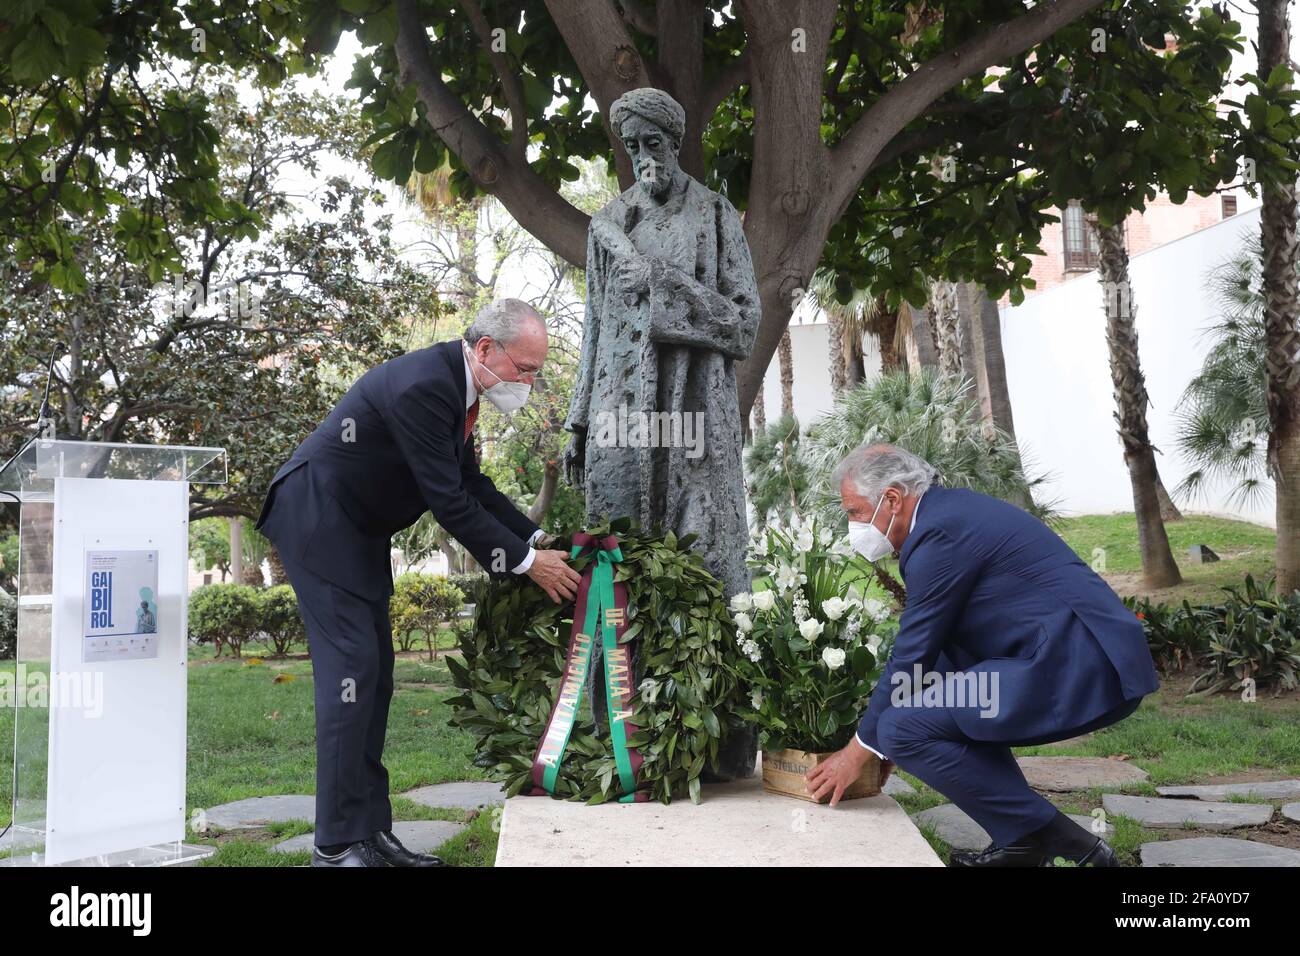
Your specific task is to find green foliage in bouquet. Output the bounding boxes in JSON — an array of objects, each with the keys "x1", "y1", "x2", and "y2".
[
  {"x1": 447, "y1": 517, "x2": 747, "y2": 805},
  {"x1": 733, "y1": 516, "x2": 898, "y2": 753}
]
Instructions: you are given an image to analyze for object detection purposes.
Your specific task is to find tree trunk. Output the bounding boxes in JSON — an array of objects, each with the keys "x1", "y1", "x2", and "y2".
[
  {"x1": 528, "y1": 459, "x2": 560, "y2": 524},
  {"x1": 826, "y1": 306, "x2": 847, "y2": 396},
  {"x1": 931, "y1": 280, "x2": 964, "y2": 377},
  {"x1": 1154, "y1": 476, "x2": 1184, "y2": 522},
  {"x1": 228, "y1": 516, "x2": 243, "y2": 585},
  {"x1": 875, "y1": 300, "x2": 903, "y2": 374},
  {"x1": 1095, "y1": 221, "x2": 1181, "y2": 589},
  {"x1": 266, "y1": 545, "x2": 288, "y2": 586},
  {"x1": 1258, "y1": 0, "x2": 1300, "y2": 597},
  {"x1": 969, "y1": 288, "x2": 1017, "y2": 437},
  {"x1": 778, "y1": 329, "x2": 794, "y2": 417},
  {"x1": 751, "y1": 378, "x2": 766, "y2": 434},
  {"x1": 908, "y1": 302, "x2": 941, "y2": 369}
]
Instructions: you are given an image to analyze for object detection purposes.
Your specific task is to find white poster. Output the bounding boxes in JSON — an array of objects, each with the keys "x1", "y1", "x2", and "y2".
[{"x1": 83, "y1": 548, "x2": 160, "y2": 663}]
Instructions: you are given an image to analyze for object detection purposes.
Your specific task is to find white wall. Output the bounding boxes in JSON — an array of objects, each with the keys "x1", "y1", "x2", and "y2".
[
  {"x1": 768, "y1": 209, "x2": 1274, "y2": 527},
  {"x1": 1000, "y1": 207, "x2": 1274, "y2": 526}
]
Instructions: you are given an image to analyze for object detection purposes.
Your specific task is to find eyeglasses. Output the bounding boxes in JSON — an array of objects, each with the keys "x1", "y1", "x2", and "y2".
[{"x1": 493, "y1": 340, "x2": 542, "y2": 382}]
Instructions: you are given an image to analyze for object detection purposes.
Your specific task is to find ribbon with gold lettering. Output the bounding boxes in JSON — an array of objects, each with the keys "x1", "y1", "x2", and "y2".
[{"x1": 528, "y1": 532, "x2": 647, "y2": 802}]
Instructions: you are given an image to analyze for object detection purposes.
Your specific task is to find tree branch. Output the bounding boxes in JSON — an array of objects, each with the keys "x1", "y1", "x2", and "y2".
[
  {"x1": 702, "y1": 48, "x2": 751, "y2": 119},
  {"x1": 827, "y1": 0, "x2": 1104, "y2": 220},
  {"x1": 617, "y1": 0, "x2": 657, "y2": 36},
  {"x1": 394, "y1": 0, "x2": 590, "y2": 267},
  {"x1": 463, "y1": 0, "x2": 529, "y2": 159}
]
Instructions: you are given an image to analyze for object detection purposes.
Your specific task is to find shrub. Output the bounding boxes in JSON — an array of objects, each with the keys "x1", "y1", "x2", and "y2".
[
  {"x1": 448, "y1": 572, "x2": 488, "y2": 606},
  {"x1": 259, "y1": 585, "x2": 305, "y2": 656},
  {"x1": 391, "y1": 573, "x2": 464, "y2": 659},
  {"x1": 1124, "y1": 595, "x2": 1212, "y2": 672},
  {"x1": 189, "y1": 583, "x2": 261, "y2": 658},
  {"x1": 0, "y1": 587, "x2": 15, "y2": 659},
  {"x1": 1190, "y1": 576, "x2": 1300, "y2": 695}
]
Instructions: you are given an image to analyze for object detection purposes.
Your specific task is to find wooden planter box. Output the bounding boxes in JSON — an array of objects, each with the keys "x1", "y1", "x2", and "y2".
[{"x1": 762, "y1": 747, "x2": 881, "y2": 803}]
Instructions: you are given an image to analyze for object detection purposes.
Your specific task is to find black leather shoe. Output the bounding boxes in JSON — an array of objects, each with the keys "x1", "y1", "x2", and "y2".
[
  {"x1": 950, "y1": 834, "x2": 1121, "y2": 868},
  {"x1": 370, "y1": 829, "x2": 446, "y2": 867},
  {"x1": 1041, "y1": 836, "x2": 1121, "y2": 867},
  {"x1": 310, "y1": 840, "x2": 391, "y2": 867},
  {"x1": 949, "y1": 840, "x2": 1048, "y2": 867}
]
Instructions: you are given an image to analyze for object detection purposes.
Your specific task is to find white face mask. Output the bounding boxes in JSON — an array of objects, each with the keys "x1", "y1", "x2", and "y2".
[
  {"x1": 466, "y1": 342, "x2": 531, "y2": 414},
  {"x1": 848, "y1": 495, "x2": 896, "y2": 562}
]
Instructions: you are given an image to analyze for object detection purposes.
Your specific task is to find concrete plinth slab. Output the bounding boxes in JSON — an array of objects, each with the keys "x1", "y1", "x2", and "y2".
[{"x1": 495, "y1": 755, "x2": 942, "y2": 867}]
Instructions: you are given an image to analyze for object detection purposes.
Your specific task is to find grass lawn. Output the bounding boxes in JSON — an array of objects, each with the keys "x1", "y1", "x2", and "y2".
[
  {"x1": 898, "y1": 669, "x2": 1300, "y2": 865},
  {"x1": 1, "y1": 650, "x2": 499, "y2": 867},
  {"x1": 1, "y1": 512, "x2": 1291, "y2": 867},
  {"x1": 1052, "y1": 512, "x2": 1277, "y2": 604}
]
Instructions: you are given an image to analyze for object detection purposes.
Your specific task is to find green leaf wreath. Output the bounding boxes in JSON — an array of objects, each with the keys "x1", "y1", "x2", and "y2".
[{"x1": 446, "y1": 517, "x2": 748, "y2": 804}]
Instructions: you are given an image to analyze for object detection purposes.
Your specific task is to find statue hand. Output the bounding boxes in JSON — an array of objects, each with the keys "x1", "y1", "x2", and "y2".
[
  {"x1": 562, "y1": 429, "x2": 586, "y2": 489},
  {"x1": 614, "y1": 255, "x2": 653, "y2": 296}
]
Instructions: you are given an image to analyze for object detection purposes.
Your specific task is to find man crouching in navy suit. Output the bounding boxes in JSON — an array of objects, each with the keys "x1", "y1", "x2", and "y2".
[
  {"x1": 255, "y1": 299, "x2": 582, "y2": 867},
  {"x1": 806, "y1": 444, "x2": 1158, "y2": 866}
]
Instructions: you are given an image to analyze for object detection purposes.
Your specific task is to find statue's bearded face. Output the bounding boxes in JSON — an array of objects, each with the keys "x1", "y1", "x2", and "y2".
[{"x1": 620, "y1": 115, "x2": 680, "y2": 198}]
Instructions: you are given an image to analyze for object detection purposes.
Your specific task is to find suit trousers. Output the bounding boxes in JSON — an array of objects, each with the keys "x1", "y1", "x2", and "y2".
[
  {"x1": 877, "y1": 687, "x2": 1141, "y2": 847},
  {"x1": 279, "y1": 549, "x2": 395, "y2": 845}
]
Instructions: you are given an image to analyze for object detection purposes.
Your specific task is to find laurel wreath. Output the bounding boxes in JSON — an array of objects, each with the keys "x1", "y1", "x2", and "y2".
[{"x1": 446, "y1": 517, "x2": 747, "y2": 804}]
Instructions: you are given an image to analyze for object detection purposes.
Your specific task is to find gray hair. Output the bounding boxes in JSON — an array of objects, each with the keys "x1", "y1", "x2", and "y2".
[
  {"x1": 832, "y1": 443, "x2": 938, "y2": 502},
  {"x1": 463, "y1": 298, "x2": 544, "y2": 347}
]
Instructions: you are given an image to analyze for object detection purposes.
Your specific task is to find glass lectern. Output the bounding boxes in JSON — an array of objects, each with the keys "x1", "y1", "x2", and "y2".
[{"x1": 1, "y1": 439, "x2": 226, "y2": 866}]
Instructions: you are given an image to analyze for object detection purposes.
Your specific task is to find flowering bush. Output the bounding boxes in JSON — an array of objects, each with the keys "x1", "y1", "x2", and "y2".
[{"x1": 733, "y1": 515, "x2": 898, "y2": 752}]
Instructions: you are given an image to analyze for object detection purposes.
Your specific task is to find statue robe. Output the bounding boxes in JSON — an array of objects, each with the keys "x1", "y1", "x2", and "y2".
[{"x1": 565, "y1": 172, "x2": 761, "y2": 601}]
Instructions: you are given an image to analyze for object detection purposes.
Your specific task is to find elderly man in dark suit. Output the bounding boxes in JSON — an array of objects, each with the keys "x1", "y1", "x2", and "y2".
[
  {"x1": 807, "y1": 444, "x2": 1158, "y2": 866},
  {"x1": 255, "y1": 298, "x2": 581, "y2": 867}
]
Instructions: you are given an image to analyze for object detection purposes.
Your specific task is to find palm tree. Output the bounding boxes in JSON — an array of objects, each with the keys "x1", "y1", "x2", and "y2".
[
  {"x1": 1174, "y1": 238, "x2": 1271, "y2": 509},
  {"x1": 1256, "y1": 0, "x2": 1300, "y2": 596},
  {"x1": 1093, "y1": 220, "x2": 1181, "y2": 588}
]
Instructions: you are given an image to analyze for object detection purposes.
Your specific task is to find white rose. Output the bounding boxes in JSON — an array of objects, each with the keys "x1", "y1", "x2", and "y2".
[
  {"x1": 821, "y1": 596, "x2": 849, "y2": 621},
  {"x1": 867, "y1": 635, "x2": 882, "y2": 654},
  {"x1": 863, "y1": 598, "x2": 891, "y2": 623},
  {"x1": 821, "y1": 646, "x2": 846, "y2": 670},
  {"x1": 751, "y1": 589, "x2": 776, "y2": 612},
  {"x1": 750, "y1": 688, "x2": 764, "y2": 709},
  {"x1": 819, "y1": 527, "x2": 834, "y2": 546},
  {"x1": 730, "y1": 592, "x2": 754, "y2": 613},
  {"x1": 734, "y1": 611, "x2": 753, "y2": 633},
  {"x1": 799, "y1": 617, "x2": 824, "y2": 641},
  {"x1": 795, "y1": 529, "x2": 815, "y2": 552}
]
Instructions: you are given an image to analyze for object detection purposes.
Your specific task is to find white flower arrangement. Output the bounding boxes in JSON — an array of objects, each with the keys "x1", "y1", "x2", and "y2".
[{"x1": 735, "y1": 515, "x2": 900, "y2": 752}]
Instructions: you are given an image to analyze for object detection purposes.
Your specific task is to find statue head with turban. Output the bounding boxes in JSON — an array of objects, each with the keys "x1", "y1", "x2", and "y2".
[{"x1": 610, "y1": 87, "x2": 685, "y2": 199}]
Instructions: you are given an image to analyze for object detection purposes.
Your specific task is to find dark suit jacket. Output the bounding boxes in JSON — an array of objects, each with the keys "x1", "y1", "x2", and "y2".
[
  {"x1": 254, "y1": 339, "x2": 540, "y2": 600},
  {"x1": 857, "y1": 485, "x2": 1158, "y2": 751}
]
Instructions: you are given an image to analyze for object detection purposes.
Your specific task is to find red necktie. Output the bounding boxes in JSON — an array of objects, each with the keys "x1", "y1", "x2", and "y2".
[{"x1": 464, "y1": 399, "x2": 480, "y2": 441}]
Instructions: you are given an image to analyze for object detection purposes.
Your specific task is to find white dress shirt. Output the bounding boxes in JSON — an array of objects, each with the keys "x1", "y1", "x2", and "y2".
[
  {"x1": 463, "y1": 348, "x2": 544, "y2": 574},
  {"x1": 854, "y1": 490, "x2": 924, "y2": 762}
]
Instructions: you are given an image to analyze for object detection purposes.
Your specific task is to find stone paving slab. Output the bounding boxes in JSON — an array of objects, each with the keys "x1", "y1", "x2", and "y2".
[
  {"x1": 1103, "y1": 793, "x2": 1273, "y2": 830},
  {"x1": 883, "y1": 774, "x2": 916, "y2": 797},
  {"x1": 402, "y1": 781, "x2": 508, "y2": 810},
  {"x1": 913, "y1": 803, "x2": 1114, "y2": 851},
  {"x1": 1141, "y1": 837, "x2": 1300, "y2": 867},
  {"x1": 200, "y1": 795, "x2": 316, "y2": 831},
  {"x1": 1282, "y1": 802, "x2": 1300, "y2": 824},
  {"x1": 1017, "y1": 756, "x2": 1149, "y2": 792},
  {"x1": 497, "y1": 756, "x2": 941, "y2": 866},
  {"x1": 1156, "y1": 779, "x2": 1300, "y2": 802},
  {"x1": 272, "y1": 820, "x2": 465, "y2": 854}
]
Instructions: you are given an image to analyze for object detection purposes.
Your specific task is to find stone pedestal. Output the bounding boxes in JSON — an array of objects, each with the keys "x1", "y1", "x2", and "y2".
[{"x1": 495, "y1": 754, "x2": 941, "y2": 867}]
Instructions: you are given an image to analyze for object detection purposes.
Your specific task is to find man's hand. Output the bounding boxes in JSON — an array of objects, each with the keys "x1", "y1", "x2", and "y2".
[
  {"x1": 805, "y1": 740, "x2": 873, "y2": 807},
  {"x1": 527, "y1": 548, "x2": 582, "y2": 604}
]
